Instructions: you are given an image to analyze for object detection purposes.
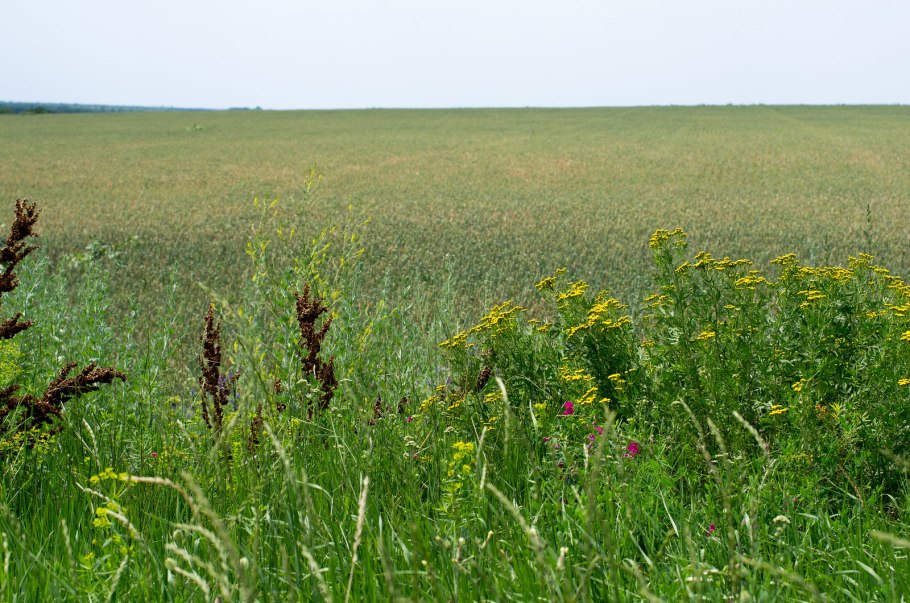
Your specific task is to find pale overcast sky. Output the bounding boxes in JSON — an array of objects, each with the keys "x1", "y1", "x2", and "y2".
[{"x1": 2, "y1": 0, "x2": 908, "y2": 109}]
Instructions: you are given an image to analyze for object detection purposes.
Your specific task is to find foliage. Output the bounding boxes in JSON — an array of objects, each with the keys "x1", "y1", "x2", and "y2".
[{"x1": 1, "y1": 118, "x2": 910, "y2": 600}]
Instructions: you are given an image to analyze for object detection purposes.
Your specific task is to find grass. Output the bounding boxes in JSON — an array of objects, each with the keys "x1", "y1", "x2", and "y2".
[
  {"x1": 2, "y1": 106, "x2": 909, "y2": 321},
  {"x1": 1, "y1": 106, "x2": 909, "y2": 600}
]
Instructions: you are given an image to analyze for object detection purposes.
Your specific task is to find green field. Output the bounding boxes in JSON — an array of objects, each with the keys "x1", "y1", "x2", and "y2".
[
  {"x1": 3, "y1": 106, "x2": 909, "y2": 318},
  {"x1": 2, "y1": 106, "x2": 910, "y2": 601}
]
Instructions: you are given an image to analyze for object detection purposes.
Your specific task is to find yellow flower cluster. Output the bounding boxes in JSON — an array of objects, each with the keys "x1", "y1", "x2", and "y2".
[
  {"x1": 452, "y1": 441, "x2": 475, "y2": 458},
  {"x1": 734, "y1": 272, "x2": 768, "y2": 289},
  {"x1": 577, "y1": 386, "x2": 609, "y2": 405},
  {"x1": 438, "y1": 330, "x2": 468, "y2": 349},
  {"x1": 565, "y1": 292, "x2": 630, "y2": 338},
  {"x1": 447, "y1": 441, "x2": 477, "y2": 482},
  {"x1": 771, "y1": 253, "x2": 798, "y2": 267},
  {"x1": 769, "y1": 405, "x2": 789, "y2": 416},
  {"x1": 797, "y1": 289, "x2": 826, "y2": 302},
  {"x1": 691, "y1": 251, "x2": 752, "y2": 272},
  {"x1": 535, "y1": 268, "x2": 566, "y2": 292},
  {"x1": 89, "y1": 467, "x2": 130, "y2": 484},
  {"x1": 643, "y1": 293, "x2": 669, "y2": 309},
  {"x1": 559, "y1": 366, "x2": 593, "y2": 383},
  {"x1": 92, "y1": 501, "x2": 124, "y2": 529},
  {"x1": 694, "y1": 330, "x2": 716, "y2": 342},
  {"x1": 648, "y1": 228, "x2": 686, "y2": 250},
  {"x1": 555, "y1": 281, "x2": 588, "y2": 303},
  {"x1": 791, "y1": 379, "x2": 809, "y2": 392}
]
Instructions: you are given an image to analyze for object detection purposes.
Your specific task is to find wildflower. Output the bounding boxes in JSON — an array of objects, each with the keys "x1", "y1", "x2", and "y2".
[
  {"x1": 406, "y1": 415, "x2": 413, "y2": 423},
  {"x1": 707, "y1": 524, "x2": 716, "y2": 536},
  {"x1": 150, "y1": 451, "x2": 158, "y2": 459},
  {"x1": 694, "y1": 330, "x2": 716, "y2": 342},
  {"x1": 555, "y1": 281, "x2": 588, "y2": 303},
  {"x1": 535, "y1": 269, "x2": 565, "y2": 291},
  {"x1": 769, "y1": 405, "x2": 789, "y2": 416},
  {"x1": 592, "y1": 424, "x2": 604, "y2": 436},
  {"x1": 648, "y1": 228, "x2": 686, "y2": 250},
  {"x1": 899, "y1": 379, "x2": 910, "y2": 387},
  {"x1": 562, "y1": 401, "x2": 574, "y2": 415},
  {"x1": 791, "y1": 379, "x2": 808, "y2": 392},
  {"x1": 624, "y1": 441, "x2": 640, "y2": 458}
]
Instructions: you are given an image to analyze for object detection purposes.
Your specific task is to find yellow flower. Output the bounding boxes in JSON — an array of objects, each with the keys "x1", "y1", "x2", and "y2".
[
  {"x1": 695, "y1": 330, "x2": 716, "y2": 341},
  {"x1": 791, "y1": 379, "x2": 808, "y2": 392},
  {"x1": 648, "y1": 228, "x2": 686, "y2": 250},
  {"x1": 559, "y1": 366, "x2": 592, "y2": 383},
  {"x1": 769, "y1": 405, "x2": 789, "y2": 416},
  {"x1": 899, "y1": 378, "x2": 910, "y2": 387},
  {"x1": 555, "y1": 281, "x2": 588, "y2": 303},
  {"x1": 439, "y1": 330, "x2": 468, "y2": 349},
  {"x1": 771, "y1": 253, "x2": 798, "y2": 266},
  {"x1": 535, "y1": 268, "x2": 566, "y2": 291}
]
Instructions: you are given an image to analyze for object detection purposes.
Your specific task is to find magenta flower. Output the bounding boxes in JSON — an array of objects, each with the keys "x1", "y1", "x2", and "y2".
[
  {"x1": 406, "y1": 416, "x2": 413, "y2": 423},
  {"x1": 151, "y1": 451, "x2": 158, "y2": 459},
  {"x1": 593, "y1": 424, "x2": 604, "y2": 436},
  {"x1": 624, "y1": 441, "x2": 640, "y2": 458},
  {"x1": 707, "y1": 524, "x2": 716, "y2": 536},
  {"x1": 562, "y1": 401, "x2": 574, "y2": 415},
  {"x1": 542, "y1": 437, "x2": 550, "y2": 442}
]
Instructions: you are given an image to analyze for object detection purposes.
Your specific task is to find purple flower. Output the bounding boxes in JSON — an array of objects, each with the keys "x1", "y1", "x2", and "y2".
[
  {"x1": 406, "y1": 416, "x2": 413, "y2": 423},
  {"x1": 707, "y1": 524, "x2": 716, "y2": 536},
  {"x1": 562, "y1": 401, "x2": 574, "y2": 415},
  {"x1": 624, "y1": 441, "x2": 641, "y2": 458},
  {"x1": 592, "y1": 424, "x2": 604, "y2": 436}
]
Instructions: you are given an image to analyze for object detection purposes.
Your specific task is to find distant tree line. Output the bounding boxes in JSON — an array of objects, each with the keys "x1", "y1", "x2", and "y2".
[{"x1": 0, "y1": 101, "x2": 215, "y2": 114}]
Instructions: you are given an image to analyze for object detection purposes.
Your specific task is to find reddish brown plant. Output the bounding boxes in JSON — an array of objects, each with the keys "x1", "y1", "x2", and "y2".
[
  {"x1": 247, "y1": 402, "x2": 263, "y2": 451},
  {"x1": 198, "y1": 304, "x2": 238, "y2": 432},
  {"x1": 295, "y1": 285, "x2": 337, "y2": 411},
  {"x1": 0, "y1": 199, "x2": 125, "y2": 442}
]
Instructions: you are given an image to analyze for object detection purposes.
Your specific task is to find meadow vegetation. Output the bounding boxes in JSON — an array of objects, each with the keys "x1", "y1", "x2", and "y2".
[{"x1": 1, "y1": 106, "x2": 909, "y2": 600}]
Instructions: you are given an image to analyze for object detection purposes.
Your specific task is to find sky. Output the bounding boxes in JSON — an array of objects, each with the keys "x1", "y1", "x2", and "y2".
[{"x1": 2, "y1": 0, "x2": 908, "y2": 109}]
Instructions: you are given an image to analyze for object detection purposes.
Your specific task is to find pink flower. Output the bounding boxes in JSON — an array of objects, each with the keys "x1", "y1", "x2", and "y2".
[
  {"x1": 624, "y1": 441, "x2": 640, "y2": 458},
  {"x1": 542, "y1": 437, "x2": 550, "y2": 442},
  {"x1": 151, "y1": 451, "x2": 158, "y2": 459},
  {"x1": 707, "y1": 524, "x2": 716, "y2": 536},
  {"x1": 406, "y1": 416, "x2": 413, "y2": 423},
  {"x1": 562, "y1": 401, "x2": 574, "y2": 415},
  {"x1": 592, "y1": 424, "x2": 604, "y2": 436}
]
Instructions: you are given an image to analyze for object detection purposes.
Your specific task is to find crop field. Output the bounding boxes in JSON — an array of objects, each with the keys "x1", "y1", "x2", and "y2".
[
  {"x1": 1, "y1": 106, "x2": 910, "y2": 601},
  {"x1": 3, "y1": 106, "x2": 910, "y2": 319}
]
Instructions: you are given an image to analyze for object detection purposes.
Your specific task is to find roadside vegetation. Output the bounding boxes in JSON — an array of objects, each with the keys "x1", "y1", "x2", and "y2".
[
  {"x1": 2, "y1": 106, "x2": 909, "y2": 599},
  {"x1": 1, "y1": 187, "x2": 909, "y2": 601}
]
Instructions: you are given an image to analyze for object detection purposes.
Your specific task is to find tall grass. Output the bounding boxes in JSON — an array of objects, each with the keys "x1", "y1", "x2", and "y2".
[{"x1": 1, "y1": 194, "x2": 908, "y2": 601}]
